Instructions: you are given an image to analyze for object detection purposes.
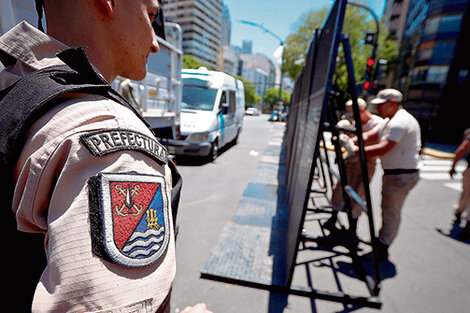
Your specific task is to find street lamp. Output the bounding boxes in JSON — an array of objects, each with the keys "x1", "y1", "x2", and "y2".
[
  {"x1": 238, "y1": 20, "x2": 286, "y2": 103},
  {"x1": 347, "y1": 1, "x2": 380, "y2": 61},
  {"x1": 347, "y1": 1, "x2": 380, "y2": 93}
]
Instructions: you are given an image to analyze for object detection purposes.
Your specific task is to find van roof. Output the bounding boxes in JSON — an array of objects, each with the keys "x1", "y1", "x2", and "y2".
[{"x1": 182, "y1": 68, "x2": 243, "y2": 90}]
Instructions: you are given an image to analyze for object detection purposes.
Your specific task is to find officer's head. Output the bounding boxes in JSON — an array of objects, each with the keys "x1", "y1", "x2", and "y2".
[
  {"x1": 344, "y1": 98, "x2": 367, "y2": 120},
  {"x1": 370, "y1": 89, "x2": 403, "y2": 119},
  {"x1": 37, "y1": 0, "x2": 160, "y2": 82}
]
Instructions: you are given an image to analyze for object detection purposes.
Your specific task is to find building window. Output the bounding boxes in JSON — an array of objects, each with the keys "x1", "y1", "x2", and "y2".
[
  {"x1": 423, "y1": 16, "x2": 440, "y2": 36},
  {"x1": 426, "y1": 66, "x2": 449, "y2": 83},
  {"x1": 438, "y1": 14, "x2": 462, "y2": 33},
  {"x1": 432, "y1": 40, "x2": 456, "y2": 63}
]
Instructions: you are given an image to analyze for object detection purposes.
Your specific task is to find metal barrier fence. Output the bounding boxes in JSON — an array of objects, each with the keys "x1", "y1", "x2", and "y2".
[{"x1": 284, "y1": 0, "x2": 382, "y2": 304}]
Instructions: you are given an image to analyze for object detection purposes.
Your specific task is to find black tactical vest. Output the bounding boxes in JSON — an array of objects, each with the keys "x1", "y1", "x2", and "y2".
[{"x1": 0, "y1": 47, "x2": 181, "y2": 311}]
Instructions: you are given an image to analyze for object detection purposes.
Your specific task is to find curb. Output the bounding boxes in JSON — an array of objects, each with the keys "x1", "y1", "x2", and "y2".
[{"x1": 421, "y1": 147, "x2": 455, "y2": 160}]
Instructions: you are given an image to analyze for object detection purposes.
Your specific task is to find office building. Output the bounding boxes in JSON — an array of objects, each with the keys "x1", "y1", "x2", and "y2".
[
  {"x1": 239, "y1": 54, "x2": 276, "y2": 98},
  {"x1": 241, "y1": 40, "x2": 253, "y2": 54},
  {"x1": 221, "y1": 4, "x2": 231, "y2": 46},
  {"x1": 163, "y1": 0, "x2": 223, "y2": 70},
  {"x1": 392, "y1": 0, "x2": 470, "y2": 144},
  {"x1": 382, "y1": 0, "x2": 411, "y2": 46}
]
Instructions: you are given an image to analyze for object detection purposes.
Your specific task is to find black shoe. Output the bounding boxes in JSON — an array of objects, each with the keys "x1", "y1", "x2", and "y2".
[
  {"x1": 457, "y1": 223, "x2": 470, "y2": 240},
  {"x1": 323, "y1": 216, "x2": 338, "y2": 233},
  {"x1": 362, "y1": 241, "x2": 389, "y2": 262},
  {"x1": 454, "y1": 213, "x2": 462, "y2": 225}
]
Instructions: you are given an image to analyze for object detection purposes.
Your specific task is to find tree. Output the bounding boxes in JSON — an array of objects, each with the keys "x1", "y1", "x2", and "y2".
[
  {"x1": 263, "y1": 88, "x2": 290, "y2": 109},
  {"x1": 283, "y1": 4, "x2": 399, "y2": 98},
  {"x1": 183, "y1": 54, "x2": 211, "y2": 70},
  {"x1": 231, "y1": 75, "x2": 261, "y2": 108}
]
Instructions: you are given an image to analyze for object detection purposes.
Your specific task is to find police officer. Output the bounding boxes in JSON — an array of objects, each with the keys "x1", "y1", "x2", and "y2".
[
  {"x1": 325, "y1": 98, "x2": 385, "y2": 234},
  {"x1": 0, "y1": 0, "x2": 211, "y2": 312},
  {"x1": 355, "y1": 89, "x2": 421, "y2": 261}
]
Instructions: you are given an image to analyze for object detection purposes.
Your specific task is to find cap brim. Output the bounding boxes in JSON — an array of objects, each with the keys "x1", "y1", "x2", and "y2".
[{"x1": 370, "y1": 97, "x2": 387, "y2": 105}]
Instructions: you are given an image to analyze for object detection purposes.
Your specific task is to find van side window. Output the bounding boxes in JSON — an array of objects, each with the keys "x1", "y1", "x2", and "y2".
[
  {"x1": 229, "y1": 91, "x2": 236, "y2": 113},
  {"x1": 219, "y1": 91, "x2": 227, "y2": 114}
]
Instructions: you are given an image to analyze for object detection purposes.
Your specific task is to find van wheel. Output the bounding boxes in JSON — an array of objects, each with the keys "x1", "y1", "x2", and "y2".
[{"x1": 209, "y1": 140, "x2": 218, "y2": 161}]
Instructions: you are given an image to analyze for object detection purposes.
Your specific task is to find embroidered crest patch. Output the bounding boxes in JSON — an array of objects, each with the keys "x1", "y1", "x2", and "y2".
[{"x1": 89, "y1": 172, "x2": 170, "y2": 268}]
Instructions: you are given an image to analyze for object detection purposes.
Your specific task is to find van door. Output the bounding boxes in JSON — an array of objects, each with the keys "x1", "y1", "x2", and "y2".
[
  {"x1": 218, "y1": 90, "x2": 236, "y2": 146},
  {"x1": 227, "y1": 90, "x2": 237, "y2": 141}
]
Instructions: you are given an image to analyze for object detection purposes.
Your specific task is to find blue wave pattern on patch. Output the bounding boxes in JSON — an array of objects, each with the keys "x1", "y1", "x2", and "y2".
[{"x1": 121, "y1": 185, "x2": 166, "y2": 259}]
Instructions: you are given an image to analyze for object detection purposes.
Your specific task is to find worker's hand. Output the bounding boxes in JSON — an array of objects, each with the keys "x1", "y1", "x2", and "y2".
[
  {"x1": 449, "y1": 167, "x2": 456, "y2": 179},
  {"x1": 181, "y1": 303, "x2": 213, "y2": 313}
]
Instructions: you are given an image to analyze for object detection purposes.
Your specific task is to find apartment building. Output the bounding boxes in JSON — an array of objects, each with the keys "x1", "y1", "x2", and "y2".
[{"x1": 163, "y1": 0, "x2": 223, "y2": 69}]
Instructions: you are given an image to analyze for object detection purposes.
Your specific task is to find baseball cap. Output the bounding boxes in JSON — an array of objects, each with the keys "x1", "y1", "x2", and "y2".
[
  {"x1": 370, "y1": 89, "x2": 403, "y2": 105},
  {"x1": 345, "y1": 98, "x2": 367, "y2": 108}
]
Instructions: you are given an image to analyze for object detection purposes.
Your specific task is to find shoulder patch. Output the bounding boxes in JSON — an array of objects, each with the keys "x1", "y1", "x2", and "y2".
[
  {"x1": 80, "y1": 128, "x2": 168, "y2": 164},
  {"x1": 89, "y1": 172, "x2": 171, "y2": 268}
]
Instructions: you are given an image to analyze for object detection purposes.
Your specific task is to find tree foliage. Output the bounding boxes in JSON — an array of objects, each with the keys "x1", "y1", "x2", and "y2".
[
  {"x1": 231, "y1": 75, "x2": 261, "y2": 107},
  {"x1": 283, "y1": 4, "x2": 399, "y2": 96},
  {"x1": 183, "y1": 54, "x2": 211, "y2": 70},
  {"x1": 263, "y1": 88, "x2": 291, "y2": 107}
]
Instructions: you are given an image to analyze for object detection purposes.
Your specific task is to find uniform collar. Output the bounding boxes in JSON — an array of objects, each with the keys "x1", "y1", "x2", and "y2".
[
  {"x1": 0, "y1": 21, "x2": 70, "y2": 90},
  {"x1": 0, "y1": 21, "x2": 68, "y2": 70}
]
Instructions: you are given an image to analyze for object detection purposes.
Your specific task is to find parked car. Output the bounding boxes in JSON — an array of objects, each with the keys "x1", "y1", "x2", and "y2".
[{"x1": 245, "y1": 107, "x2": 260, "y2": 116}]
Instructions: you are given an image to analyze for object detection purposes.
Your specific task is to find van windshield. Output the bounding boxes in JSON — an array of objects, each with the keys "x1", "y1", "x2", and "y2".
[{"x1": 182, "y1": 85, "x2": 217, "y2": 111}]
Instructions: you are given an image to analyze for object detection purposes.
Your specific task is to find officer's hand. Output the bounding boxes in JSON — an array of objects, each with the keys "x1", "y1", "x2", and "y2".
[
  {"x1": 181, "y1": 303, "x2": 213, "y2": 313},
  {"x1": 449, "y1": 167, "x2": 456, "y2": 179}
]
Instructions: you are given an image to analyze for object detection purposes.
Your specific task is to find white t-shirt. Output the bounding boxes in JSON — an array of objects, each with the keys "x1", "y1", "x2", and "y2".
[
  {"x1": 362, "y1": 114, "x2": 385, "y2": 136},
  {"x1": 379, "y1": 109, "x2": 421, "y2": 170}
]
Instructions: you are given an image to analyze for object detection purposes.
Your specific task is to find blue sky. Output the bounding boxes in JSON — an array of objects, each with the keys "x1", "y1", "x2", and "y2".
[{"x1": 223, "y1": 0, "x2": 385, "y2": 63}]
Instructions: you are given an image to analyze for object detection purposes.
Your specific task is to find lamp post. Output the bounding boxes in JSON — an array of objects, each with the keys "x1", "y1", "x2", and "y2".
[{"x1": 238, "y1": 20, "x2": 285, "y2": 103}]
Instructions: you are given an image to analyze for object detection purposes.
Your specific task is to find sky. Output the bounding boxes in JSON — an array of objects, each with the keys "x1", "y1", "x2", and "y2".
[{"x1": 223, "y1": 0, "x2": 386, "y2": 64}]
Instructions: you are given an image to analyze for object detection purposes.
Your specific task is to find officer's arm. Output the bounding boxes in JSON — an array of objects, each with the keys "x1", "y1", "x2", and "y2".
[
  {"x1": 451, "y1": 139, "x2": 470, "y2": 171},
  {"x1": 362, "y1": 139, "x2": 397, "y2": 158},
  {"x1": 352, "y1": 127, "x2": 380, "y2": 146}
]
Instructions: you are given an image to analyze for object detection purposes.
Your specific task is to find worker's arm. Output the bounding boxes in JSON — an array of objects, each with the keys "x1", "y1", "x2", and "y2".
[
  {"x1": 352, "y1": 127, "x2": 380, "y2": 146},
  {"x1": 450, "y1": 139, "x2": 470, "y2": 177},
  {"x1": 353, "y1": 139, "x2": 397, "y2": 158}
]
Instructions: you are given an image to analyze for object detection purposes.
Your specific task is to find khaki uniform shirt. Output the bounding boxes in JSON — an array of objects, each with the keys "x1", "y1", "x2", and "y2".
[{"x1": 0, "y1": 22, "x2": 176, "y2": 312}]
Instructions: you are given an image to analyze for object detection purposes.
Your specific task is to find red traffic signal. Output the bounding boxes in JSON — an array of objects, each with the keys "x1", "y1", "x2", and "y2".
[
  {"x1": 366, "y1": 58, "x2": 375, "y2": 67},
  {"x1": 362, "y1": 81, "x2": 371, "y2": 89}
]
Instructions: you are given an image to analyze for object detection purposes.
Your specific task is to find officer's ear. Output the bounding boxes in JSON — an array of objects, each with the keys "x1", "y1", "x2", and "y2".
[{"x1": 94, "y1": 0, "x2": 116, "y2": 18}]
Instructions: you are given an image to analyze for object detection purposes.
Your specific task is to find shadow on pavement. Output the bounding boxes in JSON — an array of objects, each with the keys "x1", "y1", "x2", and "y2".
[
  {"x1": 436, "y1": 221, "x2": 470, "y2": 244},
  {"x1": 172, "y1": 140, "x2": 237, "y2": 166}
]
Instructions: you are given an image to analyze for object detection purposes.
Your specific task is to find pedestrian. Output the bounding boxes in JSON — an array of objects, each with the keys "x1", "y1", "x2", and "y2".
[
  {"x1": 0, "y1": 1, "x2": 210, "y2": 312},
  {"x1": 357, "y1": 89, "x2": 421, "y2": 262},
  {"x1": 450, "y1": 128, "x2": 470, "y2": 239},
  {"x1": 325, "y1": 98, "x2": 385, "y2": 234}
]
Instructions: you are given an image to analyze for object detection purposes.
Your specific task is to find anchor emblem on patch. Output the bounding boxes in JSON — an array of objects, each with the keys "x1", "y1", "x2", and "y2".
[
  {"x1": 89, "y1": 172, "x2": 170, "y2": 268},
  {"x1": 114, "y1": 184, "x2": 143, "y2": 217}
]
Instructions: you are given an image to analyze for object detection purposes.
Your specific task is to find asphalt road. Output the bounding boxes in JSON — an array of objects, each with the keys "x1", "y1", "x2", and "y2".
[{"x1": 169, "y1": 114, "x2": 470, "y2": 313}]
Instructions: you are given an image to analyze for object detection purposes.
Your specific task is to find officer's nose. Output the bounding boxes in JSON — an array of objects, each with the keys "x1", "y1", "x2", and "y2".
[{"x1": 150, "y1": 34, "x2": 159, "y2": 54}]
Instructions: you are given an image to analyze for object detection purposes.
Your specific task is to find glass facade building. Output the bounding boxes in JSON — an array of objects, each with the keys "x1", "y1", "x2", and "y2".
[
  {"x1": 163, "y1": 0, "x2": 223, "y2": 70},
  {"x1": 394, "y1": 0, "x2": 470, "y2": 144}
]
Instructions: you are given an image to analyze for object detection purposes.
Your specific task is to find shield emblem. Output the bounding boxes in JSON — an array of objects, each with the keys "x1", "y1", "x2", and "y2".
[{"x1": 90, "y1": 172, "x2": 170, "y2": 268}]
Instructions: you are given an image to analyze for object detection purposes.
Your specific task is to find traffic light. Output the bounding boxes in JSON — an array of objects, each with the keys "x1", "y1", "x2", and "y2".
[
  {"x1": 362, "y1": 58, "x2": 375, "y2": 90},
  {"x1": 375, "y1": 59, "x2": 388, "y2": 81},
  {"x1": 365, "y1": 32, "x2": 375, "y2": 45}
]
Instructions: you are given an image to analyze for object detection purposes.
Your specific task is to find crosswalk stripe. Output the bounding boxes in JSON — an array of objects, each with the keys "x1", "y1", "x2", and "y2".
[{"x1": 444, "y1": 182, "x2": 463, "y2": 192}]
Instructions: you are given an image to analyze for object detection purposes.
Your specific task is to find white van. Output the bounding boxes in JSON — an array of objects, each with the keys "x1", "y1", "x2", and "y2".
[{"x1": 167, "y1": 67, "x2": 245, "y2": 160}]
